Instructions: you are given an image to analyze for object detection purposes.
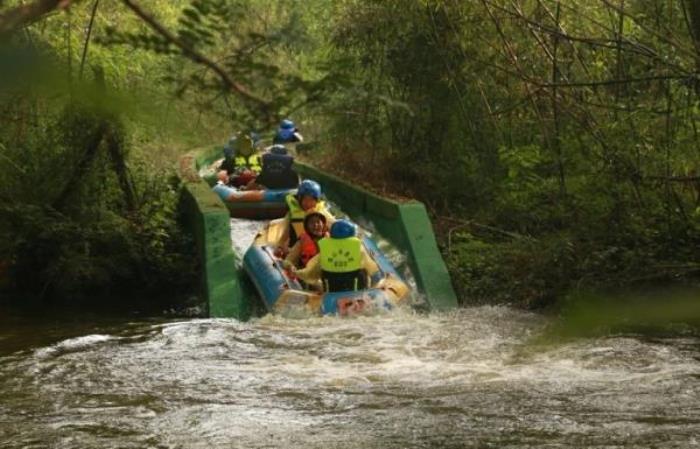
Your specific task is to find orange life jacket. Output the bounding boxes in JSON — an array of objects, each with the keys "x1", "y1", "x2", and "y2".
[{"x1": 298, "y1": 233, "x2": 320, "y2": 268}]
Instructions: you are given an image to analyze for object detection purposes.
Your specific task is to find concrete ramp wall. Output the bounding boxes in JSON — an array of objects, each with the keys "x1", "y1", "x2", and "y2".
[{"x1": 178, "y1": 146, "x2": 253, "y2": 320}]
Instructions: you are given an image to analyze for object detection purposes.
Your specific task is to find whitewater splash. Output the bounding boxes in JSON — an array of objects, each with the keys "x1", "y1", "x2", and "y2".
[{"x1": 0, "y1": 307, "x2": 698, "y2": 449}]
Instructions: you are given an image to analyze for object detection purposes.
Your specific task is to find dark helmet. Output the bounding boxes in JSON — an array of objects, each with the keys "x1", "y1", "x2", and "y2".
[
  {"x1": 223, "y1": 135, "x2": 237, "y2": 158},
  {"x1": 297, "y1": 179, "x2": 321, "y2": 200},
  {"x1": 237, "y1": 132, "x2": 254, "y2": 157},
  {"x1": 270, "y1": 144, "x2": 288, "y2": 155},
  {"x1": 330, "y1": 219, "x2": 356, "y2": 239}
]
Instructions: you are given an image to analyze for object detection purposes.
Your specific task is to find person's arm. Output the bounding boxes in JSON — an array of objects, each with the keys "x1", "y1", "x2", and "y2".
[
  {"x1": 212, "y1": 183, "x2": 243, "y2": 201},
  {"x1": 361, "y1": 247, "x2": 380, "y2": 277},
  {"x1": 294, "y1": 254, "x2": 321, "y2": 284},
  {"x1": 283, "y1": 241, "x2": 301, "y2": 268},
  {"x1": 277, "y1": 215, "x2": 290, "y2": 249}
]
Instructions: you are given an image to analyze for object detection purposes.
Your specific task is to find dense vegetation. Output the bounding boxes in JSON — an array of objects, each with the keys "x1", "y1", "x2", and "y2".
[
  {"x1": 1, "y1": 0, "x2": 698, "y2": 309},
  {"x1": 309, "y1": 0, "x2": 700, "y2": 307}
]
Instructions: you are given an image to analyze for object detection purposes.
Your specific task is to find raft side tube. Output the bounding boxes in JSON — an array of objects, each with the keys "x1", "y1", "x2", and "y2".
[
  {"x1": 243, "y1": 244, "x2": 324, "y2": 316},
  {"x1": 321, "y1": 289, "x2": 395, "y2": 315},
  {"x1": 213, "y1": 185, "x2": 296, "y2": 219},
  {"x1": 362, "y1": 236, "x2": 403, "y2": 284},
  {"x1": 243, "y1": 245, "x2": 305, "y2": 311}
]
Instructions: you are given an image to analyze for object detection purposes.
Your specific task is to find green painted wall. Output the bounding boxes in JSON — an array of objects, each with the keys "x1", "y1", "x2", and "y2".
[
  {"x1": 293, "y1": 162, "x2": 458, "y2": 311},
  {"x1": 178, "y1": 146, "x2": 254, "y2": 319}
]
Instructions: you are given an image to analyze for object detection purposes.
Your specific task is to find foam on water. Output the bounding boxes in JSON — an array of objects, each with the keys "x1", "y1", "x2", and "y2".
[
  {"x1": 229, "y1": 217, "x2": 266, "y2": 257},
  {"x1": 2, "y1": 307, "x2": 697, "y2": 448}
]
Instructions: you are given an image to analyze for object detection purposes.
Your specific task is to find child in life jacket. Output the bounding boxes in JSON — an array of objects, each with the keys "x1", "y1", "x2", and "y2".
[
  {"x1": 273, "y1": 179, "x2": 334, "y2": 258},
  {"x1": 283, "y1": 212, "x2": 328, "y2": 270}
]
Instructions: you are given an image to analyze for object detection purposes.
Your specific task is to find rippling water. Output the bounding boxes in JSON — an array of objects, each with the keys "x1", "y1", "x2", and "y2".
[
  {"x1": 2, "y1": 219, "x2": 697, "y2": 448},
  {"x1": 1, "y1": 306, "x2": 699, "y2": 449}
]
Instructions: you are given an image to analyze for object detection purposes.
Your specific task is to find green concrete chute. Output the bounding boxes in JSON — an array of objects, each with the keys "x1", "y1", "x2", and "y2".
[
  {"x1": 178, "y1": 145, "x2": 458, "y2": 318},
  {"x1": 178, "y1": 145, "x2": 255, "y2": 320}
]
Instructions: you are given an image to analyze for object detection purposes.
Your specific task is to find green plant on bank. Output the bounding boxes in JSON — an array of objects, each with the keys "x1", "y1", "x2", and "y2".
[
  {"x1": 0, "y1": 83, "x2": 197, "y2": 302},
  {"x1": 0, "y1": 0, "x2": 329, "y2": 305}
]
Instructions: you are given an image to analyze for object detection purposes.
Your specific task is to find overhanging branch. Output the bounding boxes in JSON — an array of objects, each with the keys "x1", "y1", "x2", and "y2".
[
  {"x1": 120, "y1": 0, "x2": 270, "y2": 111},
  {"x1": 0, "y1": 0, "x2": 73, "y2": 36}
]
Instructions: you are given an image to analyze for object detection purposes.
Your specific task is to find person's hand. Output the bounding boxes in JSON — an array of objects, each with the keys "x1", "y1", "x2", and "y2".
[
  {"x1": 273, "y1": 246, "x2": 289, "y2": 259},
  {"x1": 283, "y1": 262, "x2": 297, "y2": 279}
]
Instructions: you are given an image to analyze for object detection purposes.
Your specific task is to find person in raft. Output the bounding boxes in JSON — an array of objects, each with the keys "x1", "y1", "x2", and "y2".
[
  {"x1": 273, "y1": 118, "x2": 303, "y2": 145},
  {"x1": 292, "y1": 219, "x2": 379, "y2": 293},
  {"x1": 212, "y1": 170, "x2": 245, "y2": 201},
  {"x1": 220, "y1": 131, "x2": 262, "y2": 188},
  {"x1": 282, "y1": 179, "x2": 334, "y2": 247},
  {"x1": 283, "y1": 212, "x2": 329, "y2": 270},
  {"x1": 245, "y1": 144, "x2": 299, "y2": 190}
]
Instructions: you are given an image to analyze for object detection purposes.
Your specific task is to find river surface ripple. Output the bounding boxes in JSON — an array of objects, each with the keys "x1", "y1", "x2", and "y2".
[{"x1": 1, "y1": 307, "x2": 699, "y2": 448}]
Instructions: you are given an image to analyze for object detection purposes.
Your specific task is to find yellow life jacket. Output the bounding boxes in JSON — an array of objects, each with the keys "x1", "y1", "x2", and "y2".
[
  {"x1": 318, "y1": 236, "x2": 364, "y2": 292},
  {"x1": 285, "y1": 194, "x2": 327, "y2": 245},
  {"x1": 234, "y1": 154, "x2": 262, "y2": 174},
  {"x1": 318, "y1": 237, "x2": 362, "y2": 273}
]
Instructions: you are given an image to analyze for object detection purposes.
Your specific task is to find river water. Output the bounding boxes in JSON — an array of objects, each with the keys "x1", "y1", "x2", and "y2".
[
  {"x1": 1, "y1": 307, "x2": 699, "y2": 448},
  {"x1": 1, "y1": 218, "x2": 698, "y2": 448}
]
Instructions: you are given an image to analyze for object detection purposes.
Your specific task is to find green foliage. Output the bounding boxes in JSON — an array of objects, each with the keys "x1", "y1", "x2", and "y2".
[
  {"x1": 0, "y1": 0, "x2": 344, "y2": 306},
  {"x1": 0, "y1": 2, "x2": 204, "y2": 304},
  {"x1": 539, "y1": 288, "x2": 700, "y2": 340},
  {"x1": 305, "y1": 0, "x2": 700, "y2": 307},
  {"x1": 98, "y1": 0, "x2": 336, "y2": 127},
  {"x1": 446, "y1": 231, "x2": 576, "y2": 308},
  {"x1": 0, "y1": 90, "x2": 197, "y2": 302}
]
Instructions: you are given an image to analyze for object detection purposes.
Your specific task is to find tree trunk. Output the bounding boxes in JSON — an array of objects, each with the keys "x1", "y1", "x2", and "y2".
[
  {"x1": 105, "y1": 126, "x2": 136, "y2": 212},
  {"x1": 685, "y1": 0, "x2": 700, "y2": 80},
  {"x1": 52, "y1": 120, "x2": 107, "y2": 211},
  {"x1": 0, "y1": 0, "x2": 75, "y2": 37}
]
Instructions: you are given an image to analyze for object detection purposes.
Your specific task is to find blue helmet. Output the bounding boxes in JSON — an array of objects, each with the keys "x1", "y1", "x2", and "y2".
[
  {"x1": 274, "y1": 119, "x2": 296, "y2": 143},
  {"x1": 280, "y1": 119, "x2": 295, "y2": 130},
  {"x1": 297, "y1": 179, "x2": 321, "y2": 200},
  {"x1": 330, "y1": 219, "x2": 356, "y2": 239}
]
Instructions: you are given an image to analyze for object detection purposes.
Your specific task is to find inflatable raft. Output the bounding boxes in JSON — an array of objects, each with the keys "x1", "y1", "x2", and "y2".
[
  {"x1": 213, "y1": 184, "x2": 296, "y2": 219},
  {"x1": 243, "y1": 220, "x2": 410, "y2": 316}
]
